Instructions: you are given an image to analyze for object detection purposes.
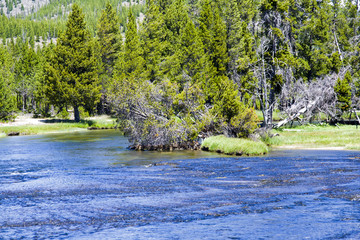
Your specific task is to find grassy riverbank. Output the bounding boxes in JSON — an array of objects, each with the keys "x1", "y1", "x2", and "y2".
[
  {"x1": 201, "y1": 135, "x2": 269, "y2": 156},
  {"x1": 0, "y1": 116, "x2": 117, "y2": 136},
  {"x1": 269, "y1": 124, "x2": 360, "y2": 150},
  {"x1": 3, "y1": 115, "x2": 359, "y2": 153},
  {"x1": 201, "y1": 124, "x2": 360, "y2": 156}
]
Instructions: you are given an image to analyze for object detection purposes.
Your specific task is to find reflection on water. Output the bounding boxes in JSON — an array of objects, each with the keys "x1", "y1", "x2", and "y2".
[{"x1": 0, "y1": 130, "x2": 360, "y2": 239}]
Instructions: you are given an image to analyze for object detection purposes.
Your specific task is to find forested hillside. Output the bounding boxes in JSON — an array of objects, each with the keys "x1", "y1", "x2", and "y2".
[
  {"x1": 0, "y1": 0, "x2": 144, "y2": 41},
  {"x1": 1, "y1": 0, "x2": 360, "y2": 149}
]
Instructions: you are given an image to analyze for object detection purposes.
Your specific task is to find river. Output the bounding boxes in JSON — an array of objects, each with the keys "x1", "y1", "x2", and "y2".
[{"x1": 0, "y1": 130, "x2": 360, "y2": 239}]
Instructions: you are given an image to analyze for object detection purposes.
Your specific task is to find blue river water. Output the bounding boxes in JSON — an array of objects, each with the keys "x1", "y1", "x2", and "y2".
[{"x1": 0, "y1": 130, "x2": 360, "y2": 239}]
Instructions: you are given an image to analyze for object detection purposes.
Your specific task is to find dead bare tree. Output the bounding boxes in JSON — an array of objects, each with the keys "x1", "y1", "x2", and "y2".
[
  {"x1": 275, "y1": 69, "x2": 350, "y2": 128},
  {"x1": 254, "y1": 1, "x2": 295, "y2": 129}
]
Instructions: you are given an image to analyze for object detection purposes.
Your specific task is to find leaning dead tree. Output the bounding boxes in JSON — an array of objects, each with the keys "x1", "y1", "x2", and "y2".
[{"x1": 275, "y1": 71, "x2": 348, "y2": 128}]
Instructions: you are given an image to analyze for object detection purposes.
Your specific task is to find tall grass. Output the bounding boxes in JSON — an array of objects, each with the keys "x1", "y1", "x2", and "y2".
[{"x1": 201, "y1": 135, "x2": 268, "y2": 156}]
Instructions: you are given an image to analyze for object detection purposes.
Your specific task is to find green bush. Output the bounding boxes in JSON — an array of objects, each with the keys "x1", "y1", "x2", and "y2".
[{"x1": 57, "y1": 108, "x2": 70, "y2": 120}]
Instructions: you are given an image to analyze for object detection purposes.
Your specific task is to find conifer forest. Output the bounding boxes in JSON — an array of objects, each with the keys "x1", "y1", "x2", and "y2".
[{"x1": 0, "y1": 0, "x2": 360, "y2": 149}]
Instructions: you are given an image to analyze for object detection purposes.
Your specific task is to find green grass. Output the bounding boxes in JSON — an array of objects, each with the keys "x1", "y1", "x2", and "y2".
[
  {"x1": 201, "y1": 135, "x2": 269, "y2": 156},
  {"x1": 269, "y1": 124, "x2": 360, "y2": 150},
  {"x1": 0, "y1": 117, "x2": 117, "y2": 136},
  {"x1": 255, "y1": 110, "x2": 282, "y2": 122}
]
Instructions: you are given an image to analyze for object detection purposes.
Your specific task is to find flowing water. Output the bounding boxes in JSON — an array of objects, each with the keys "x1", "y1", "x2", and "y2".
[{"x1": 0, "y1": 130, "x2": 360, "y2": 239}]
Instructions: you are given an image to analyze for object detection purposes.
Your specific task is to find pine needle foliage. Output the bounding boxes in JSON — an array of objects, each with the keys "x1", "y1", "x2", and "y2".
[
  {"x1": 0, "y1": 45, "x2": 15, "y2": 121},
  {"x1": 44, "y1": 4, "x2": 101, "y2": 122}
]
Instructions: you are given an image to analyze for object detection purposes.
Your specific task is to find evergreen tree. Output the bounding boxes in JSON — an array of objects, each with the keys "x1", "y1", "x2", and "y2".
[
  {"x1": 210, "y1": 7, "x2": 228, "y2": 77},
  {"x1": 96, "y1": 2, "x2": 122, "y2": 114},
  {"x1": 164, "y1": 0, "x2": 188, "y2": 47},
  {"x1": 237, "y1": 21, "x2": 257, "y2": 106},
  {"x1": 258, "y1": 0, "x2": 294, "y2": 127},
  {"x1": 297, "y1": 0, "x2": 332, "y2": 81},
  {"x1": 161, "y1": 0, "x2": 188, "y2": 80},
  {"x1": 142, "y1": 0, "x2": 167, "y2": 82},
  {"x1": 0, "y1": 45, "x2": 15, "y2": 120},
  {"x1": 14, "y1": 42, "x2": 38, "y2": 112},
  {"x1": 44, "y1": 4, "x2": 101, "y2": 122},
  {"x1": 198, "y1": 2, "x2": 229, "y2": 103},
  {"x1": 346, "y1": 0, "x2": 360, "y2": 80},
  {"x1": 34, "y1": 41, "x2": 55, "y2": 117},
  {"x1": 225, "y1": 0, "x2": 242, "y2": 77},
  {"x1": 225, "y1": 0, "x2": 258, "y2": 106},
  {"x1": 334, "y1": 71, "x2": 352, "y2": 115},
  {"x1": 179, "y1": 19, "x2": 207, "y2": 86},
  {"x1": 97, "y1": 2, "x2": 122, "y2": 77},
  {"x1": 331, "y1": 0, "x2": 351, "y2": 60},
  {"x1": 198, "y1": 0, "x2": 213, "y2": 55},
  {"x1": 110, "y1": 8, "x2": 145, "y2": 112},
  {"x1": 124, "y1": 9, "x2": 144, "y2": 77}
]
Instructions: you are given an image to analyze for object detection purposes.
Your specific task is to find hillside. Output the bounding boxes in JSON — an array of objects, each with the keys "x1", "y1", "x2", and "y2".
[
  {"x1": 0, "y1": 0, "x2": 145, "y2": 40},
  {"x1": 0, "y1": 0, "x2": 49, "y2": 17}
]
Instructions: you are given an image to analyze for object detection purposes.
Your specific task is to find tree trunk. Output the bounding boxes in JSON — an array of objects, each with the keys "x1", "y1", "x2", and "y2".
[
  {"x1": 97, "y1": 95, "x2": 106, "y2": 115},
  {"x1": 23, "y1": 94, "x2": 26, "y2": 112},
  {"x1": 275, "y1": 97, "x2": 320, "y2": 128},
  {"x1": 45, "y1": 104, "x2": 50, "y2": 116},
  {"x1": 353, "y1": 109, "x2": 360, "y2": 125},
  {"x1": 74, "y1": 105, "x2": 80, "y2": 122}
]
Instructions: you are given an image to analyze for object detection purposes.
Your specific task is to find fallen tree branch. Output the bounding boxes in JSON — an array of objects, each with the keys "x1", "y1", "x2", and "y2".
[
  {"x1": 275, "y1": 97, "x2": 320, "y2": 128},
  {"x1": 353, "y1": 108, "x2": 360, "y2": 125}
]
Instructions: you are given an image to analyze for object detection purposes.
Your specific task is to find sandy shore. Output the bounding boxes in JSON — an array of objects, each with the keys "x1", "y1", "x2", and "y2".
[{"x1": 0, "y1": 115, "x2": 47, "y2": 127}]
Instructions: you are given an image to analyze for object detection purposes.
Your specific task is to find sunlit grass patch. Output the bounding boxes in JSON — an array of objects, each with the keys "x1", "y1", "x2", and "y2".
[
  {"x1": 270, "y1": 124, "x2": 360, "y2": 150},
  {"x1": 0, "y1": 117, "x2": 117, "y2": 136},
  {"x1": 255, "y1": 110, "x2": 282, "y2": 122},
  {"x1": 201, "y1": 135, "x2": 268, "y2": 156},
  {"x1": 0, "y1": 124, "x2": 85, "y2": 135}
]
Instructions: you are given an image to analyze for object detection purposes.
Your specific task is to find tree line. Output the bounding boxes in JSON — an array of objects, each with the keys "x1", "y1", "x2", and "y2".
[{"x1": 1, "y1": 0, "x2": 360, "y2": 149}]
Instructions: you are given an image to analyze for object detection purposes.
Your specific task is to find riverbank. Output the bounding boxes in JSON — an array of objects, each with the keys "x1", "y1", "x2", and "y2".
[
  {"x1": 269, "y1": 124, "x2": 360, "y2": 150},
  {"x1": 200, "y1": 124, "x2": 360, "y2": 156},
  {"x1": 0, "y1": 115, "x2": 117, "y2": 136},
  {"x1": 2, "y1": 116, "x2": 360, "y2": 153}
]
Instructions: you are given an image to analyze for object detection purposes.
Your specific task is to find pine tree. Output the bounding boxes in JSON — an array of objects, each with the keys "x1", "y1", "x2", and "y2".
[
  {"x1": 179, "y1": 19, "x2": 207, "y2": 86},
  {"x1": 346, "y1": 0, "x2": 360, "y2": 79},
  {"x1": 198, "y1": 0, "x2": 214, "y2": 55},
  {"x1": 164, "y1": 0, "x2": 188, "y2": 46},
  {"x1": 334, "y1": 71, "x2": 352, "y2": 115},
  {"x1": 237, "y1": 21, "x2": 257, "y2": 106},
  {"x1": 210, "y1": 7, "x2": 228, "y2": 77},
  {"x1": 161, "y1": 0, "x2": 188, "y2": 80},
  {"x1": 34, "y1": 41, "x2": 55, "y2": 117},
  {"x1": 44, "y1": 4, "x2": 101, "y2": 122},
  {"x1": 225, "y1": 0, "x2": 242, "y2": 76},
  {"x1": 96, "y1": 2, "x2": 122, "y2": 114},
  {"x1": 332, "y1": 0, "x2": 351, "y2": 60},
  {"x1": 97, "y1": 2, "x2": 122, "y2": 77},
  {"x1": 198, "y1": 2, "x2": 229, "y2": 103},
  {"x1": 142, "y1": 0, "x2": 167, "y2": 82},
  {"x1": 0, "y1": 45, "x2": 15, "y2": 120},
  {"x1": 225, "y1": 0, "x2": 258, "y2": 106},
  {"x1": 258, "y1": 0, "x2": 294, "y2": 127},
  {"x1": 124, "y1": 9, "x2": 144, "y2": 77},
  {"x1": 297, "y1": 0, "x2": 332, "y2": 81},
  {"x1": 14, "y1": 42, "x2": 38, "y2": 111}
]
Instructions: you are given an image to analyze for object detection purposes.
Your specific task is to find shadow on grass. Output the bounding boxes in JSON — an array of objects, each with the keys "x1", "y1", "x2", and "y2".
[{"x1": 39, "y1": 119, "x2": 96, "y2": 126}]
